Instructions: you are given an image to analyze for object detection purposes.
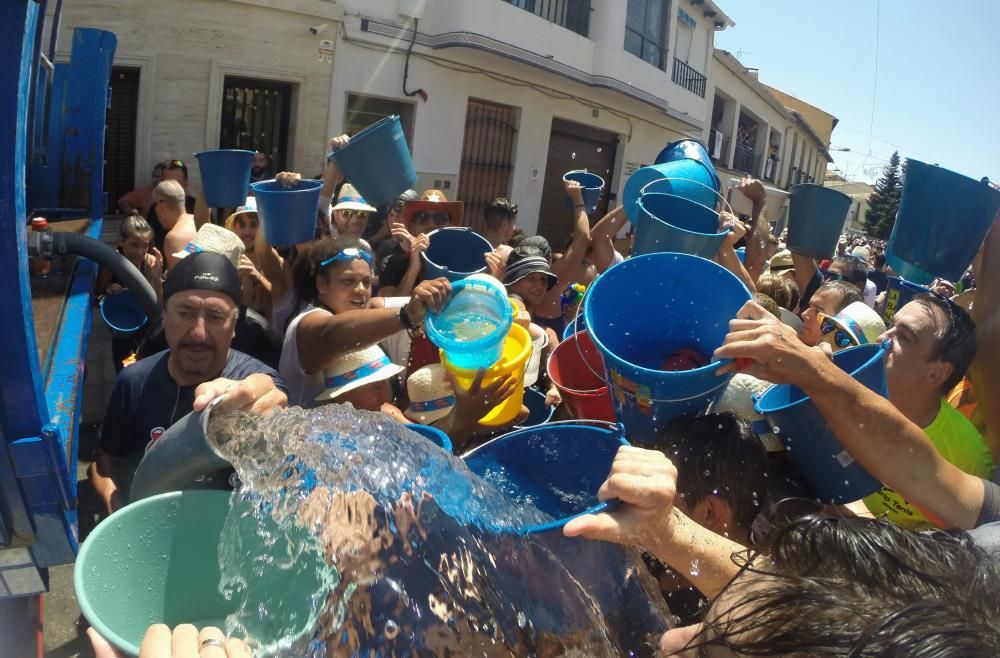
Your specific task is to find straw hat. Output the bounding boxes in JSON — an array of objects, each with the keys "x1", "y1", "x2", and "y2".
[
  {"x1": 710, "y1": 373, "x2": 784, "y2": 452},
  {"x1": 223, "y1": 197, "x2": 257, "y2": 228},
  {"x1": 314, "y1": 344, "x2": 404, "y2": 402},
  {"x1": 172, "y1": 223, "x2": 245, "y2": 268},
  {"x1": 332, "y1": 183, "x2": 377, "y2": 213},
  {"x1": 850, "y1": 245, "x2": 871, "y2": 265},
  {"x1": 768, "y1": 249, "x2": 794, "y2": 272},
  {"x1": 401, "y1": 189, "x2": 464, "y2": 227},
  {"x1": 835, "y1": 301, "x2": 886, "y2": 345},
  {"x1": 403, "y1": 363, "x2": 456, "y2": 424}
]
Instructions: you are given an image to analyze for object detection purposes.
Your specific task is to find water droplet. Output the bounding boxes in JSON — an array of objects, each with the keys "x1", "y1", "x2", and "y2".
[
  {"x1": 703, "y1": 469, "x2": 712, "y2": 477},
  {"x1": 858, "y1": 423, "x2": 865, "y2": 429},
  {"x1": 384, "y1": 619, "x2": 400, "y2": 640},
  {"x1": 517, "y1": 611, "x2": 527, "y2": 628},
  {"x1": 772, "y1": 425, "x2": 781, "y2": 434},
  {"x1": 571, "y1": 152, "x2": 577, "y2": 159},
  {"x1": 689, "y1": 559, "x2": 700, "y2": 577},
  {"x1": 844, "y1": 480, "x2": 850, "y2": 486}
]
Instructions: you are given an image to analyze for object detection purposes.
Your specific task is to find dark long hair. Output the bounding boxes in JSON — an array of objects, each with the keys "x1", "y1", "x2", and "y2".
[{"x1": 677, "y1": 515, "x2": 1000, "y2": 657}]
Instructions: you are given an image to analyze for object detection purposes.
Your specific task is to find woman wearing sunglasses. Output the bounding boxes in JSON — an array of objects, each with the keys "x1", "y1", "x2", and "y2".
[
  {"x1": 279, "y1": 237, "x2": 451, "y2": 406},
  {"x1": 378, "y1": 189, "x2": 463, "y2": 297},
  {"x1": 331, "y1": 183, "x2": 377, "y2": 239}
]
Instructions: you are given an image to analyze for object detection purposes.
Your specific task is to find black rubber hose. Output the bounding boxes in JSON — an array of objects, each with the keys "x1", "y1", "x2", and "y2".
[{"x1": 51, "y1": 231, "x2": 161, "y2": 322}]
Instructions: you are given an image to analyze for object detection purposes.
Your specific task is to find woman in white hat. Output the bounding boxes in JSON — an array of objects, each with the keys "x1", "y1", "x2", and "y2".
[
  {"x1": 314, "y1": 344, "x2": 406, "y2": 421},
  {"x1": 279, "y1": 237, "x2": 452, "y2": 407}
]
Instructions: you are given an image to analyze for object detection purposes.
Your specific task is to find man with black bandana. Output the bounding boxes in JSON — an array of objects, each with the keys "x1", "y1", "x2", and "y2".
[{"x1": 89, "y1": 252, "x2": 287, "y2": 514}]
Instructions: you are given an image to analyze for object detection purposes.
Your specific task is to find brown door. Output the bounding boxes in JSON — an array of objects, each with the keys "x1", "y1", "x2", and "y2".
[
  {"x1": 456, "y1": 99, "x2": 518, "y2": 233},
  {"x1": 103, "y1": 67, "x2": 140, "y2": 215},
  {"x1": 536, "y1": 118, "x2": 618, "y2": 247}
]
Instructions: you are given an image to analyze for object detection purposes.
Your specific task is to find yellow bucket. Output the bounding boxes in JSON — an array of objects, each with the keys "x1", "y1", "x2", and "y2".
[{"x1": 442, "y1": 323, "x2": 531, "y2": 426}]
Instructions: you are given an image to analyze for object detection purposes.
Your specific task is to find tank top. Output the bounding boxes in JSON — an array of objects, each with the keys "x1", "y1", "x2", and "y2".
[{"x1": 279, "y1": 306, "x2": 328, "y2": 407}]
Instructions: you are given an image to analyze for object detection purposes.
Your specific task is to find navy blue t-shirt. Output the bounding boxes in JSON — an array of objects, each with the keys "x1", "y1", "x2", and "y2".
[{"x1": 98, "y1": 349, "x2": 285, "y2": 459}]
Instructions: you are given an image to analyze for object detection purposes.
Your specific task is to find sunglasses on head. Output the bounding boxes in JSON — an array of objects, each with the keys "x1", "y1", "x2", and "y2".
[
  {"x1": 822, "y1": 270, "x2": 846, "y2": 283},
  {"x1": 413, "y1": 211, "x2": 450, "y2": 227},
  {"x1": 319, "y1": 247, "x2": 373, "y2": 269}
]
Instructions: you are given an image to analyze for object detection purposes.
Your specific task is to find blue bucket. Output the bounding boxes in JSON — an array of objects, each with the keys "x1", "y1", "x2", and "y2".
[
  {"x1": 623, "y1": 162, "x2": 720, "y2": 223},
  {"x1": 562, "y1": 313, "x2": 587, "y2": 341},
  {"x1": 754, "y1": 342, "x2": 889, "y2": 504},
  {"x1": 653, "y1": 138, "x2": 716, "y2": 169},
  {"x1": 463, "y1": 421, "x2": 629, "y2": 534},
  {"x1": 406, "y1": 423, "x2": 454, "y2": 453},
  {"x1": 100, "y1": 290, "x2": 149, "y2": 337},
  {"x1": 583, "y1": 253, "x2": 752, "y2": 445},
  {"x1": 633, "y1": 192, "x2": 727, "y2": 258},
  {"x1": 785, "y1": 184, "x2": 851, "y2": 260},
  {"x1": 425, "y1": 275, "x2": 513, "y2": 370},
  {"x1": 194, "y1": 149, "x2": 254, "y2": 208},
  {"x1": 516, "y1": 387, "x2": 555, "y2": 429},
  {"x1": 329, "y1": 115, "x2": 417, "y2": 206},
  {"x1": 882, "y1": 276, "x2": 930, "y2": 324},
  {"x1": 886, "y1": 159, "x2": 1000, "y2": 284},
  {"x1": 563, "y1": 170, "x2": 605, "y2": 214},
  {"x1": 736, "y1": 246, "x2": 746, "y2": 263},
  {"x1": 421, "y1": 227, "x2": 493, "y2": 282},
  {"x1": 250, "y1": 178, "x2": 323, "y2": 247}
]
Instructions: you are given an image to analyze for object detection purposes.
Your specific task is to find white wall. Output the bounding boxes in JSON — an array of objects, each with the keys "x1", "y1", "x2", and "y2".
[
  {"x1": 707, "y1": 59, "x2": 790, "y2": 170},
  {"x1": 53, "y1": 0, "x2": 340, "y2": 187},
  {"x1": 330, "y1": 14, "x2": 700, "y2": 234}
]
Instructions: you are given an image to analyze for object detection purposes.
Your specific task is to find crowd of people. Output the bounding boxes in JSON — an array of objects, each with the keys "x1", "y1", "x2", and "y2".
[{"x1": 87, "y1": 132, "x2": 1000, "y2": 656}]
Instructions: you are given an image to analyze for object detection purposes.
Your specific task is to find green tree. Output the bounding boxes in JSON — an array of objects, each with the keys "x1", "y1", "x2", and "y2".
[{"x1": 864, "y1": 151, "x2": 902, "y2": 239}]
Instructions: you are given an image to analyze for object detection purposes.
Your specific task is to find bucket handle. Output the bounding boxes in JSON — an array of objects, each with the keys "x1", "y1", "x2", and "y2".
[
  {"x1": 566, "y1": 286, "x2": 733, "y2": 404},
  {"x1": 638, "y1": 176, "x2": 737, "y2": 220}
]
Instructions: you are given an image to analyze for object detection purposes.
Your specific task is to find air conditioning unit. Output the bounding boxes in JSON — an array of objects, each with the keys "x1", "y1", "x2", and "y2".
[{"x1": 709, "y1": 130, "x2": 724, "y2": 159}]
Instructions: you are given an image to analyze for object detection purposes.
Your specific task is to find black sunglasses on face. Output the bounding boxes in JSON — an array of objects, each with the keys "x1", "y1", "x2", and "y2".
[
  {"x1": 413, "y1": 211, "x2": 450, "y2": 226},
  {"x1": 823, "y1": 270, "x2": 846, "y2": 283}
]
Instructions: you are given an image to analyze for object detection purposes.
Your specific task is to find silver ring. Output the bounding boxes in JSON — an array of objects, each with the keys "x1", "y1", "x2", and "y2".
[{"x1": 200, "y1": 638, "x2": 226, "y2": 650}]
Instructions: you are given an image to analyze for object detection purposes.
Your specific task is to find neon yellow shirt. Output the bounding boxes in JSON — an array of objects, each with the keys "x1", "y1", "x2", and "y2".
[{"x1": 864, "y1": 399, "x2": 995, "y2": 530}]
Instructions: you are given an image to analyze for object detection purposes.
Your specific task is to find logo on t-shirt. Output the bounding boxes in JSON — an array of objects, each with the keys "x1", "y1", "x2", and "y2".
[{"x1": 148, "y1": 426, "x2": 166, "y2": 449}]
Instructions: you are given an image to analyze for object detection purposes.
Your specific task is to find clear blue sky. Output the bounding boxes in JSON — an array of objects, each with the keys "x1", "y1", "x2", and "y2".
[{"x1": 715, "y1": 0, "x2": 999, "y2": 184}]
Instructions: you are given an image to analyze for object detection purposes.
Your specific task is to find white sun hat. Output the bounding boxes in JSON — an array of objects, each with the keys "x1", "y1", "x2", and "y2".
[
  {"x1": 403, "y1": 363, "x2": 456, "y2": 424},
  {"x1": 172, "y1": 223, "x2": 245, "y2": 269},
  {"x1": 332, "y1": 183, "x2": 377, "y2": 213},
  {"x1": 711, "y1": 373, "x2": 784, "y2": 452},
  {"x1": 314, "y1": 344, "x2": 404, "y2": 402},
  {"x1": 835, "y1": 301, "x2": 886, "y2": 345}
]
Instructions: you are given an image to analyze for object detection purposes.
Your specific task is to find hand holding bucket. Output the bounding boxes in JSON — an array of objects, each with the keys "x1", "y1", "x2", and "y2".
[{"x1": 563, "y1": 170, "x2": 605, "y2": 214}]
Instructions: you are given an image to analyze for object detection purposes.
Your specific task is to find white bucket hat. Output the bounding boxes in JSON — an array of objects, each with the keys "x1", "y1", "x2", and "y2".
[
  {"x1": 403, "y1": 363, "x2": 456, "y2": 424},
  {"x1": 173, "y1": 223, "x2": 245, "y2": 268},
  {"x1": 332, "y1": 183, "x2": 377, "y2": 213},
  {"x1": 224, "y1": 197, "x2": 258, "y2": 225},
  {"x1": 711, "y1": 373, "x2": 784, "y2": 452},
  {"x1": 835, "y1": 301, "x2": 886, "y2": 345},
  {"x1": 314, "y1": 344, "x2": 404, "y2": 402}
]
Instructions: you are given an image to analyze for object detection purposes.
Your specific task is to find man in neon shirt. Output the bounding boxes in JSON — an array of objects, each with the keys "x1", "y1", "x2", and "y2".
[{"x1": 862, "y1": 294, "x2": 994, "y2": 529}]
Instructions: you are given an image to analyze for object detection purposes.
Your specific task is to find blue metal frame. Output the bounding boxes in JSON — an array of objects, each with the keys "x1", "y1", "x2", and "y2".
[{"x1": 1, "y1": 0, "x2": 117, "y2": 596}]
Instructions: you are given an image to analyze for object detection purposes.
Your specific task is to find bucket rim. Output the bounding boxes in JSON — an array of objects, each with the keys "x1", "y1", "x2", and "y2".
[
  {"x1": 440, "y1": 321, "x2": 531, "y2": 373},
  {"x1": 562, "y1": 170, "x2": 605, "y2": 190},
  {"x1": 99, "y1": 293, "x2": 148, "y2": 334},
  {"x1": 514, "y1": 388, "x2": 556, "y2": 428},
  {"x1": 420, "y1": 227, "x2": 492, "y2": 272},
  {"x1": 425, "y1": 278, "x2": 514, "y2": 353},
  {"x1": 74, "y1": 489, "x2": 233, "y2": 656},
  {"x1": 250, "y1": 178, "x2": 324, "y2": 194},
  {"x1": 583, "y1": 252, "x2": 749, "y2": 381},
  {"x1": 754, "y1": 341, "x2": 888, "y2": 415},
  {"x1": 636, "y1": 192, "x2": 729, "y2": 239},
  {"x1": 789, "y1": 182, "x2": 851, "y2": 200}
]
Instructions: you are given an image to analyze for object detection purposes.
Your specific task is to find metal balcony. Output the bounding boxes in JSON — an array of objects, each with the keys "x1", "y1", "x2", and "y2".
[
  {"x1": 671, "y1": 57, "x2": 707, "y2": 98},
  {"x1": 503, "y1": 0, "x2": 591, "y2": 37}
]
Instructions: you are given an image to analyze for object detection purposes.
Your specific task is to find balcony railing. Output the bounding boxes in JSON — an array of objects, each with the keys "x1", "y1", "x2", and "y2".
[
  {"x1": 671, "y1": 57, "x2": 707, "y2": 98},
  {"x1": 503, "y1": 0, "x2": 591, "y2": 37},
  {"x1": 733, "y1": 143, "x2": 758, "y2": 175}
]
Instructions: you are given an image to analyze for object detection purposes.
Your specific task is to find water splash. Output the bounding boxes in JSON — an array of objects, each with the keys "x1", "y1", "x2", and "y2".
[{"x1": 206, "y1": 404, "x2": 670, "y2": 656}]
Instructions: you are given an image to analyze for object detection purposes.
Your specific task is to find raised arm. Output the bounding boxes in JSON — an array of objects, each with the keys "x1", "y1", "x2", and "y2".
[
  {"x1": 733, "y1": 178, "x2": 770, "y2": 282},
  {"x1": 715, "y1": 212, "x2": 756, "y2": 293},
  {"x1": 590, "y1": 205, "x2": 627, "y2": 274},
  {"x1": 715, "y1": 302, "x2": 987, "y2": 529},
  {"x1": 969, "y1": 215, "x2": 1000, "y2": 459},
  {"x1": 295, "y1": 278, "x2": 450, "y2": 373}
]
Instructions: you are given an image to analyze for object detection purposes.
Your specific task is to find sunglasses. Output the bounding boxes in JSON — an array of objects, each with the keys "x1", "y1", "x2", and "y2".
[
  {"x1": 319, "y1": 247, "x2": 373, "y2": 268},
  {"x1": 818, "y1": 313, "x2": 860, "y2": 350},
  {"x1": 413, "y1": 211, "x2": 450, "y2": 227},
  {"x1": 162, "y1": 160, "x2": 188, "y2": 176},
  {"x1": 340, "y1": 209, "x2": 371, "y2": 220},
  {"x1": 822, "y1": 270, "x2": 846, "y2": 283}
]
